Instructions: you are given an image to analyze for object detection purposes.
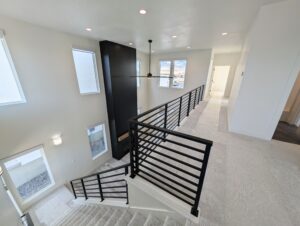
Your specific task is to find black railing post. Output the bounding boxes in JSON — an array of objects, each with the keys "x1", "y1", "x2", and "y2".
[
  {"x1": 134, "y1": 123, "x2": 139, "y2": 174},
  {"x1": 197, "y1": 87, "x2": 201, "y2": 104},
  {"x1": 187, "y1": 92, "x2": 191, "y2": 116},
  {"x1": 70, "y1": 181, "x2": 77, "y2": 199},
  {"x1": 164, "y1": 104, "x2": 168, "y2": 140},
  {"x1": 126, "y1": 183, "x2": 129, "y2": 204},
  {"x1": 125, "y1": 165, "x2": 129, "y2": 175},
  {"x1": 190, "y1": 144, "x2": 212, "y2": 217},
  {"x1": 178, "y1": 96, "x2": 182, "y2": 126},
  {"x1": 201, "y1": 85, "x2": 204, "y2": 101},
  {"x1": 193, "y1": 90, "x2": 197, "y2": 109},
  {"x1": 81, "y1": 179, "x2": 87, "y2": 200},
  {"x1": 129, "y1": 122, "x2": 136, "y2": 178},
  {"x1": 97, "y1": 174, "x2": 104, "y2": 201}
]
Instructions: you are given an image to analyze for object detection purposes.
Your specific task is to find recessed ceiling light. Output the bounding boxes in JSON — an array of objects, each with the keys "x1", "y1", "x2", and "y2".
[
  {"x1": 129, "y1": 42, "x2": 133, "y2": 46},
  {"x1": 187, "y1": 46, "x2": 191, "y2": 49},
  {"x1": 85, "y1": 28, "x2": 92, "y2": 32},
  {"x1": 172, "y1": 35, "x2": 177, "y2": 38},
  {"x1": 139, "y1": 9, "x2": 147, "y2": 15},
  {"x1": 222, "y1": 32, "x2": 228, "y2": 36}
]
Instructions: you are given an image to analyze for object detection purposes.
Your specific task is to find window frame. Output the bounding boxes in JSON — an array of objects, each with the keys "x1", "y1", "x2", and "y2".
[
  {"x1": 87, "y1": 122, "x2": 108, "y2": 160},
  {"x1": 0, "y1": 145, "x2": 55, "y2": 203},
  {"x1": 158, "y1": 58, "x2": 187, "y2": 89},
  {"x1": 72, "y1": 48, "x2": 100, "y2": 95},
  {"x1": 0, "y1": 30, "x2": 26, "y2": 107}
]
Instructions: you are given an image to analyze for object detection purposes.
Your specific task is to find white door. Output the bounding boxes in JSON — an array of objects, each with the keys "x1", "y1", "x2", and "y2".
[{"x1": 210, "y1": 66, "x2": 230, "y2": 96}]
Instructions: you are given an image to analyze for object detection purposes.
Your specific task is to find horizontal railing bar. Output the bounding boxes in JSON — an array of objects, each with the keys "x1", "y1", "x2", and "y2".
[
  {"x1": 82, "y1": 188, "x2": 99, "y2": 191},
  {"x1": 138, "y1": 130, "x2": 164, "y2": 149},
  {"x1": 138, "y1": 136, "x2": 163, "y2": 164},
  {"x1": 137, "y1": 152, "x2": 200, "y2": 179},
  {"x1": 132, "y1": 87, "x2": 200, "y2": 121},
  {"x1": 100, "y1": 172, "x2": 125, "y2": 179},
  {"x1": 72, "y1": 181, "x2": 82, "y2": 185},
  {"x1": 86, "y1": 196, "x2": 101, "y2": 198},
  {"x1": 167, "y1": 103, "x2": 180, "y2": 112},
  {"x1": 139, "y1": 169, "x2": 195, "y2": 200},
  {"x1": 142, "y1": 159, "x2": 198, "y2": 187},
  {"x1": 102, "y1": 191, "x2": 127, "y2": 194},
  {"x1": 167, "y1": 117, "x2": 179, "y2": 127},
  {"x1": 71, "y1": 163, "x2": 130, "y2": 182},
  {"x1": 167, "y1": 111, "x2": 179, "y2": 121},
  {"x1": 138, "y1": 174, "x2": 194, "y2": 206},
  {"x1": 101, "y1": 179, "x2": 126, "y2": 184},
  {"x1": 141, "y1": 108, "x2": 165, "y2": 122},
  {"x1": 103, "y1": 196, "x2": 127, "y2": 199},
  {"x1": 167, "y1": 112, "x2": 179, "y2": 120},
  {"x1": 138, "y1": 143, "x2": 202, "y2": 171},
  {"x1": 83, "y1": 178, "x2": 97, "y2": 183},
  {"x1": 85, "y1": 192, "x2": 102, "y2": 194},
  {"x1": 138, "y1": 135, "x2": 204, "y2": 159},
  {"x1": 132, "y1": 121, "x2": 213, "y2": 146},
  {"x1": 167, "y1": 125, "x2": 177, "y2": 131},
  {"x1": 147, "y1": 114, "x2": 165, "y2": 125},
  {"x1": 83, "y1": 183, "x2": 98, "y2": 186},
  {"x1": 102, "y1": 185, "x2": 126, "y2": 189},
  {"x1": 140, "y1": 164, "x2": 197, "y2": 194}
]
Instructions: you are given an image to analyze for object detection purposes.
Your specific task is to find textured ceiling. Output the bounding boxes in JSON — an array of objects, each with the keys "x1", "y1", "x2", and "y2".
[{"x1": 0, "y1": 0, "x2": 283, "y2": 53}]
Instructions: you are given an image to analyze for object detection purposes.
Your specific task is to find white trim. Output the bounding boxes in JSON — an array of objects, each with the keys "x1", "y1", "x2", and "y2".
[
  {"x1": 87, "y1": 122, "x2": 108, "y2": 160},
  {"x1": 158, "y1": 59, "x2": 187, "y2": 89},
  {"x1": 72, "y1": 48, "x2": 100, "y2": 95},
  {"x1": 0, "y1": 31, "x2": 26, "y2": 107},
  {"x1": 0, "y1": 145, "x2": 55, "y2": 204}
]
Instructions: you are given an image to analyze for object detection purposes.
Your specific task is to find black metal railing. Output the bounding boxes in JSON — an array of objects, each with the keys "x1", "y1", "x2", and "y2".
[
  {"x1": 70, "y1": 163, "x2": 130, "y2": 204},
  {"x1": 129, "y1": 85, "x2": 213, "y2": 217}
]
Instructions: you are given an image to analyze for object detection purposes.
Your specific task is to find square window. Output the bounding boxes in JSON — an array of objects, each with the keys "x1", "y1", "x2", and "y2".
[
  {"x1": 159, "y1": 59, "x2": 187, "y2": 89},
  {"x1": 72, "y1": 49, "x2": 100, "y2": 94},
  {"x1": 159, "y1": 61, "x2": 171, "y2": 87},
  {"x1": 172, "y1": 60, "x2": 187, "y2": 89},
  {"x1": 87, "y1": 123, "x2": 108, "y2": 159},
  {"x1": 3, "y1": 146, "x2": 54, "y2": 201},
  {"x1": 0, "y1": 31, "x2": 26, "y2": 106}
]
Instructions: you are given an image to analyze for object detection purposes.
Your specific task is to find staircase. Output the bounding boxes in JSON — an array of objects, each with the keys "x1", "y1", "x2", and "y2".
[
  {"x1": 67, "y1": 85, "x2": 212, "y2": 225},
  {"x1": 52, "y1": 203, "x2": 194, "y2": 226}
]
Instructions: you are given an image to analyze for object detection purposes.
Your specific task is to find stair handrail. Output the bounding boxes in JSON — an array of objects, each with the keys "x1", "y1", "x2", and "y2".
[
  {"x1": 129, "y1": 84, "x2": 213, "y2": 217},
  {"x1": 70, "y1": 163, "x2": 130, "y2": 204}
]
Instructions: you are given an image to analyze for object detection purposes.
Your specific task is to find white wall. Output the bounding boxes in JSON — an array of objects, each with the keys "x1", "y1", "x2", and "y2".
[
  {"x1": 137, "y1": 51, "x2": 150, "y2": 112},
  {"x1": 228, "y1": 0, "x2": 300, "y2": 140},
  {"x1": 0, "y1": 182, "x2": 22, "y2": 226},
  {"x1": 0, "y1": 15, "x2": 111, "y2": 211},
  {"x1": 148, "y1": 49, "x2": 212, "y2": 108},
  {"x1": 211, "y1": 52, "x2": 240, "y2": 97}
]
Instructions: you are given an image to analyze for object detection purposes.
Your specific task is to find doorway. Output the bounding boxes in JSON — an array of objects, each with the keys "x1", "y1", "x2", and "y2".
[
  {"x1": 210, "y1": 66, "x2": 230, "y2": 97},
  {"x1": 272, "y1": 72, "x2": 300, "y2": 145}
]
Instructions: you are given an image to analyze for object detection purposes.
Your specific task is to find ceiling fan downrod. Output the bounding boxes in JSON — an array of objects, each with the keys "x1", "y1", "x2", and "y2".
[{"x1": 147, "y1": 39, "x2": 152, "y2": 78}]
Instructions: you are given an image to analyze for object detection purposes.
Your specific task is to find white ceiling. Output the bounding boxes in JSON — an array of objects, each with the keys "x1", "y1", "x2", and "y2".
[{"x1": 0, "y1": 0, "x2": 283, "y2": 53}]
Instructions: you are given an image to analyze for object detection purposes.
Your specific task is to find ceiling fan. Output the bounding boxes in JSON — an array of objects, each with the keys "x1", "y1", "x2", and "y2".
[{"x1": 132, "y1": 39, "x2": 173, "y2": 79}]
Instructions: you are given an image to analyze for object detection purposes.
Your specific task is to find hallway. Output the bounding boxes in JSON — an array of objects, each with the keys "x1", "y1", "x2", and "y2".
[{"x1": 177, "y1": 97, "x2": 300, "y2": 226}]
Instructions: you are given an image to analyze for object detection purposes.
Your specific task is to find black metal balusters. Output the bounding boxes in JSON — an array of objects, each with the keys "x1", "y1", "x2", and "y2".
[
  {"x1": 70, "y1": 164, "x2": 130, "y2": 203},
  {"x1": 128, "y1": 84, "x2": 212, "y2": 217},
  {"x1": 178, "y1": 96, "x2": 182, "y2": 126},
  {"x1": 187, "y1": 92, "x2": 192, "y2": 116},
  {"x1": 70, "y1": 181, "x2": 77, "y2": 199},
  {"x1": 97, "y1": 174, "x2": 104, "y2": 201},
  {"x1": 81, "y1": 179, "x2": 87, "y2": 200}
]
